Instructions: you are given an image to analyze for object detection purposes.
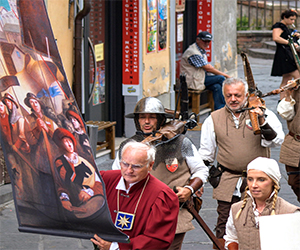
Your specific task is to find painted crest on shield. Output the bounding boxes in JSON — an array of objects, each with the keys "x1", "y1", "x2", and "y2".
[
  {"x1": 245, "y1": 119, "x2": 253, "y2": 130},
  {"x1": 165, "y1": 158, "x2": 178, "y2": 173}
]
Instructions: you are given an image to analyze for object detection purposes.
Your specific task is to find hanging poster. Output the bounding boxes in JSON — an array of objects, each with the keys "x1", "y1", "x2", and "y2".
[
  {"x1": 146, "y1": 0, "x2": 157, "y2": 53},
  {"x1": 0, "y1": 0, "x2": 127, "y2": 243},
  {"x1": 158, "y1": 0, "x2": 167, "y2": 51},
  {"x1": 92, "y1": 67, "x2": 105, "y2": 105},
  {"x1": 95, "y1": 43, "x2": 104, "y2": 62},
  {"x1": 177, "y1": 13, "x2": 183, "y2": 43}
]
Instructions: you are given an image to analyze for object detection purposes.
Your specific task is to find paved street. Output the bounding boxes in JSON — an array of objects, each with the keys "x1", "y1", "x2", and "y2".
[{"x1": 0, "y1": 55, "x2": 299, "y2": 249}]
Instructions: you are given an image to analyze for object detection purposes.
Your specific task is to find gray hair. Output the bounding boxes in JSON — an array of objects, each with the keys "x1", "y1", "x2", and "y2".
[
  {"x1": 222, "y1": 77, "x2": 248, "y2": 96},
  {"x1": 121, "y1": 141, "x2": 156, "y2": 165}
]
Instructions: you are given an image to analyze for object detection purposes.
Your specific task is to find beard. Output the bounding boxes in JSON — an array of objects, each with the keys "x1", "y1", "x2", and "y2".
[{"x1": 226, "y1": 99, "x2": 248, "y2": 113}]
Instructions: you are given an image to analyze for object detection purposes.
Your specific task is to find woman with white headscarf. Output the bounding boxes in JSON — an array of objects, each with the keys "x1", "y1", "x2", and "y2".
[{"x1": 224, "y1": 157, "x2": 300, "y2": 250}]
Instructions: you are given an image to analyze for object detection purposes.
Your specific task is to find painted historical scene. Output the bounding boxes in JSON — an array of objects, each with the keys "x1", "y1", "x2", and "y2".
[{"x1": 0, "y1": 0, "x2": 127, "y2": 242}]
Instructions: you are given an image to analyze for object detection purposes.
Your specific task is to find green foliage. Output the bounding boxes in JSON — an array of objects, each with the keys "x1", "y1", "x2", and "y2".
[
  {"x1": 237, "y1": 15, "x2": 249, "y2": 31},
  {"x1": 253, "y1": 18, "x2": 262, "y2": 30}
]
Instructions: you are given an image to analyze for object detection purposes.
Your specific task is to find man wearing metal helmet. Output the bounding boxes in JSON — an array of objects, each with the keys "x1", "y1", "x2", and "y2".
[{"x1": 112, "y1": 97, "x2": 209, "y2": 250}]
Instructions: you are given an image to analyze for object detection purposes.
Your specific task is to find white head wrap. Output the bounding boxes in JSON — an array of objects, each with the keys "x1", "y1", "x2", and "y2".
[{"x1": 247, "y1": 157, "x2": 281, "y2": 185}]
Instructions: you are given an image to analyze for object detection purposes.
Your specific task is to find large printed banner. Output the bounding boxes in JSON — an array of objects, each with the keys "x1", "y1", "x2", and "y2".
[{"x1": 0, "y1": 0, "x2": 128, "y2": 243}]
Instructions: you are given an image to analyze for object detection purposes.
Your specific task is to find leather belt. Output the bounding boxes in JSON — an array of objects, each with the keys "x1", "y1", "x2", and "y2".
[
  {"x1": 218, "y1": 163, "x2": 247, "y2": 177},
  {"x1": 289, "y1": 132, "x2": 300, "y2": 142}
]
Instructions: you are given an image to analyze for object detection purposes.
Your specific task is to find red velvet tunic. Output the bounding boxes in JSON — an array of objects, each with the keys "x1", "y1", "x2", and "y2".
[{"x1": 100, "y1": 170, "x2": 179, "y2": 250}]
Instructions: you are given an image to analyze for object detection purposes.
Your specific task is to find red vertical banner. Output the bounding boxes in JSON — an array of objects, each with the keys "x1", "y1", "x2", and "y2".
[
  {"x1": 197, "y1": 0, "x2": 212, "y2": 62},
  {"x1": 123, "y1": 0, "x2": 140, "y2": 96}
]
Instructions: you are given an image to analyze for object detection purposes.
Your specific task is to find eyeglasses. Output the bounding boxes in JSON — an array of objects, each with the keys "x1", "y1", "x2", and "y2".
[{"x1": 120, "y1": 161, "x2": 148, "y2": 171}]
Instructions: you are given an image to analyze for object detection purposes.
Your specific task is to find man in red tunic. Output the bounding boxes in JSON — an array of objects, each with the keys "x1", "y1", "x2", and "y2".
[{"x1": 91, "y1": 141, "x2": 179, "y2": 250}]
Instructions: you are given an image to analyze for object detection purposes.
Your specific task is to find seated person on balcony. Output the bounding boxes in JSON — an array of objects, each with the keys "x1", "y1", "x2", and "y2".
[{"x1": 180, "y1": 31, "x2": 230, "y2": 110}]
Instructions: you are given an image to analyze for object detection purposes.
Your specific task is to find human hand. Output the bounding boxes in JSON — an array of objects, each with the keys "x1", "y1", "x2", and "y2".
[
  {"x1": 21, "y1": 141, "x2": 30, "y2": 153},
  {"x1": 79, "y1": 190, "x2": 91, "y2": 202},
  {"x1": 61, "y1": 200, "x2": 73, "y2": 211},
  {"x1": 36, "y1": 118, "x2": 48, "y2": 132},
  {"x1": 250, "y1": 107, "x2": 265, "y2": 125},
  {"x1": 250, "y1": 106, "x2": 264, "y2": 116},
  {"x1": 195, "y1": 187, "x2": 204, "y2": 198},
  {"x1": 91, "y1": 234, "x2": 112, "y2": 250},
  {"x1": 175, "y1": 186, "x2": 192, "y2": 203}
]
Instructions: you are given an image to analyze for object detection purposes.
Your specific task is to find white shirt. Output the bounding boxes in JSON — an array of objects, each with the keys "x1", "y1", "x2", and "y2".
[
  {"x1": 199, "y1": 108, "x2": 285, "y2": 164},
  {"x1": 277, "y1": 97, "x2": 296, "y2": 121}
]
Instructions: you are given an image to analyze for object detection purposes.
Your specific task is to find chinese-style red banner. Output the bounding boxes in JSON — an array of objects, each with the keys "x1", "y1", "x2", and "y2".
[{"x1": 197, "y1": 0, "x2": 212, "y2": 62}]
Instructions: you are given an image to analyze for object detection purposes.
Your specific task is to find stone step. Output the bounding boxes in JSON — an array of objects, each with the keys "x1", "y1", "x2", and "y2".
[
  {"x1": 263, "y1": 40, "x2": 276, "y2": 50},
  {"x1": 247, "y1": 47, "x2": 275, "y2": 60}
]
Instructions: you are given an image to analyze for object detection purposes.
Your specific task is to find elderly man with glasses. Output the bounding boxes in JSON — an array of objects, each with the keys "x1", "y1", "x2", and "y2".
[{"x1": 92, "y1": 141, "x2": 179, "y2": 250}]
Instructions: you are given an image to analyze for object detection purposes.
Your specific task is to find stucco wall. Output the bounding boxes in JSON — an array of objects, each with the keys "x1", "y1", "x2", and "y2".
[
  {"x1": 142, "y1": 0, "x2": 170, "y2": 97},
  {"x1": 46, "y1": 0, "x2": 74, "y2": 87},
  {"x1": 213, "y1": 0, "x2": 237, "y2": 77},
  {"x1": 124, "y1": 0, "x2": 238, "y2": 137}
]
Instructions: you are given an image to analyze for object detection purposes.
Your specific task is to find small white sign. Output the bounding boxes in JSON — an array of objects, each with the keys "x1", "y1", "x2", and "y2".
[
  {"x1": 259, "y1": 213, "x2": 300, "y2": 250},
  {"x1": 122, "y1": 84, "x2": 140, "y2": 96}
]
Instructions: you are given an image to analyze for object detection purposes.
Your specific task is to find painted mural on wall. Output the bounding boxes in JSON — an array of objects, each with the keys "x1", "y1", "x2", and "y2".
[
  {"x1": 146, "y1": 0, "x2": 157, "y2": 53},
  {"x1": 0, "y1": 0, "x2": 127, "y2": 242}
]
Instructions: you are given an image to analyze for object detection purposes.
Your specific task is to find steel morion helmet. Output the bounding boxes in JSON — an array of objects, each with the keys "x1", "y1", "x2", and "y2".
[{"x1": 125, "y1": 97, "x2": 173, "y2": 132}]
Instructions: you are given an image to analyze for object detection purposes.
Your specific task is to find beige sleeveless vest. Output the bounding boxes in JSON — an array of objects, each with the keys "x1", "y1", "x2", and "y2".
[
  {"x1": 280, "y1": 87, "x2": 300, "y2": 167},
  {"x1": 212, "y1": 108, "x2": 269, "y2": 171},
  {"x1": 211, "y1": 108, "x2": 269, "y2": 202},
  {"x1": 180, "y1": 43, "x2": 206, "y2": 91}
]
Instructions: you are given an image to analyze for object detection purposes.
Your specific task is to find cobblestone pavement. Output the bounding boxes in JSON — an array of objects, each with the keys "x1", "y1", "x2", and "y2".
[{"x1": 0, "y1": 56, "x2": 299, "y2": 250}]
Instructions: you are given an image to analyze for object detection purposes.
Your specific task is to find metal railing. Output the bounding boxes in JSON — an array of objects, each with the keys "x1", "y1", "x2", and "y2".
[{"x1": 237, "y1": 0, "x2": 300, "y2": 30}]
